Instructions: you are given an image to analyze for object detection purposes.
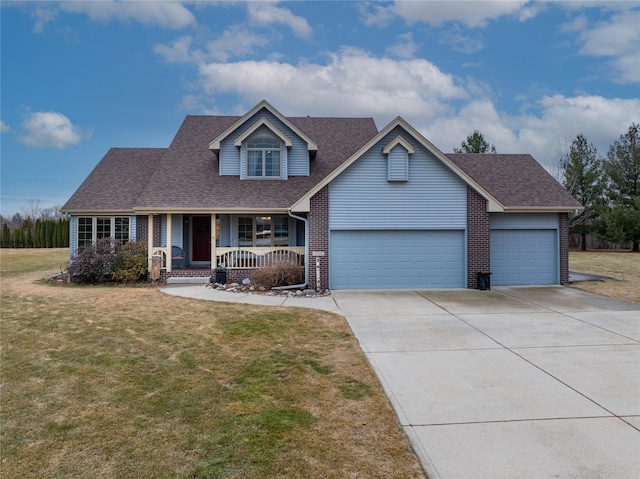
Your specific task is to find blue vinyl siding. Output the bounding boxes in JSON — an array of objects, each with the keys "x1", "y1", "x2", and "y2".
[
  {"x1": 160, "y1": 214, "x2": 183, "y2": 248},
  {"x1": 70, "y1": 216, "x2": 78, "y2": 256},
  {"x1": 329, "y1": 127, "x2": 467, "y2": 230},
  {"x1": 330, "y1": 230, "x2": 465, "y2": 289},
  {"x1": 388, "y1": 145, "x2": 409, "y2": 181},
  {"x1": 490, "y1": 213, "x2": 559, "y2": 229},
  {"x1": 218, "y1": 109, "x2": 309, "y2": 177}
]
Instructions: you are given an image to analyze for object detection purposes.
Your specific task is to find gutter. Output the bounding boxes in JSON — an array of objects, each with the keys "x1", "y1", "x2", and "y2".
[{"x1": 271, "y1": 210, "x2": 309, "y2": 290}]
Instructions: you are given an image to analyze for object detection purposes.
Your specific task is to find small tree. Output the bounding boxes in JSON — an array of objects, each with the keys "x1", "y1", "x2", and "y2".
[
  {"x1": 598, "y1": 123, "x2": 640, "y2": 251},
  {"x1": 560, "y1": 133, "x2": 602, "y2": 250},
  {"x1": 453, "y1": 130, "x2": 497, "y2": 154},
  {"x1": 1, "y1": 223, "x2": 10, "y2": 248}
]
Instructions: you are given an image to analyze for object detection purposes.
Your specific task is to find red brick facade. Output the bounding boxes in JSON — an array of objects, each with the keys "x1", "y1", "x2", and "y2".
[
  {"x1": 559, "y1": 212, "x2": 569, "y2": 284},
  {"x1": 466, "y1": 186, "x2": 491, "y2": 289},
  {"x1": 308, "y1": 186, "x2": 330, "y2": 291}
]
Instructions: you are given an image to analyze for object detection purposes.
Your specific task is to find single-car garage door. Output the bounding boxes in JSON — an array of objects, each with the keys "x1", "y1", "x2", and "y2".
[
  {"x1": 330, "y1": 230, "x2": 465, "y2": 289},
  {"x1": 490, "y1": 230, "x2": 558, "y2": 285}
]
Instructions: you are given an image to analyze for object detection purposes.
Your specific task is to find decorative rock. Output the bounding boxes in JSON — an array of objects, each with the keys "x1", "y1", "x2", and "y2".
[{"x1": 242, "y1": 278, "x2": 251, "y2": 285}]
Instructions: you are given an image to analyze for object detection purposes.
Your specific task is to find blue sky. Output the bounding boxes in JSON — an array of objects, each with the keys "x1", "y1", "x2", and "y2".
[{"x1": 1, "y1": 0, "x2": 639, "y2": 217}]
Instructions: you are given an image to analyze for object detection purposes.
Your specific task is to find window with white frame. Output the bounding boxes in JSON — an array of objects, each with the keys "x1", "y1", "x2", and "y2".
[
  {"x1": 237, "y1": 216, "x2": 289, "y2": 247},
  {"x1": 246, "y1": 138, "x2": 281, "y2": 178},
  {"x1": 77, "y1": 216, "x2": 130, "y2": 248}
]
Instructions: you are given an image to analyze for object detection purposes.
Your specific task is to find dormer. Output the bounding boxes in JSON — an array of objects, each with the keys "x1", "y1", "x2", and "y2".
[
  {"x1": 209, "y1": 100, "x2": 318, "y2": 179},
  {"x1": 383, "y1": 135, "x2": 415, "y2": 182}
]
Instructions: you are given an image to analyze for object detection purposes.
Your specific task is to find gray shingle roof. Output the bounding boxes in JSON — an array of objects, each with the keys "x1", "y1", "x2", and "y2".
[
  {"x1": 446, "y1": 153, "x2": 582, "y2": 210},
  {"x1": 62, "y1": 115, "x2": 582, "y2": 214},
  {"x1": 132, "y1": 115, "x2": 379, "y2": 210},
  {"x1": 62, "y1": 148, "x2": 166, "y2": 213}
]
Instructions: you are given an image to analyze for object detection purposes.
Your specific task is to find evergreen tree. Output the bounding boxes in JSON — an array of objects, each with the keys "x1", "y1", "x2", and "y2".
[
  {"x1": 45, "y1": 220, "x2": 54, "y2": 248},
  {"x1": 2, "y1": 222, "x2": 10, "y2": 248},
  {"x1": 453, "y1": 130, "x2": 497, "y2": 154},
  {"x1": 560, "y1": 133, "x2": 602, "y2": 250},
  {"x1": 598, "y1": 123, "x2": 640, "y2": 251}
]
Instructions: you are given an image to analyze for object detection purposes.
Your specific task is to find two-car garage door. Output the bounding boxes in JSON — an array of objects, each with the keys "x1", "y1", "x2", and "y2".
[{"x1": 330, "y1": 230, "x2": 465, "y2": 289}]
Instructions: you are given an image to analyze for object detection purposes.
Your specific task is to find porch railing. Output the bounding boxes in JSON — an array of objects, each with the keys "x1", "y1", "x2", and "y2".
[
  {"x1": 217, "y1": 247, "x2": 305, "y2": 269},
  {"x1": 151, "y1": 246, "x2": 305, "y2": 270}
]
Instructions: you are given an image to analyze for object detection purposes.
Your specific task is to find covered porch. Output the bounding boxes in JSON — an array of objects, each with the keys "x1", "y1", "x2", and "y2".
[{"x1": 146, "y1": 212, "x2": 306, "y2": 279}]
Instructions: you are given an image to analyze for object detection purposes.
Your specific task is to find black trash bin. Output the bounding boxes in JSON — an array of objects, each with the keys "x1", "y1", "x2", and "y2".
[
  {"x1": 215, "y1": 268, "x2": 227, "y2": 285},
  {"x1": 477, "y1": 272, "x2": 491, "y2": 291}
]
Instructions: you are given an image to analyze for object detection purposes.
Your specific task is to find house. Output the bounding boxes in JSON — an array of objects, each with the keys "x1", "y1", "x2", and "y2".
[{"x1": 62, "y1": 100, "x2": 582, "y2": 290}]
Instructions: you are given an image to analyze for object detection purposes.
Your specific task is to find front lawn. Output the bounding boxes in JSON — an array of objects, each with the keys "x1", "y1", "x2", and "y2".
[
  {"x1": 569, "y1": 250, "x2": 640, "y2": 304},
  {"x1": 0, "y1": 249, "x2": 425, "y2": 478}
]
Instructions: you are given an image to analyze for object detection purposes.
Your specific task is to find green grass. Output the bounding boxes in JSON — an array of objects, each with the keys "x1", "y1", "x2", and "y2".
[{"x1": 0, "y1": 249, "x2": 425, "y2": 479}]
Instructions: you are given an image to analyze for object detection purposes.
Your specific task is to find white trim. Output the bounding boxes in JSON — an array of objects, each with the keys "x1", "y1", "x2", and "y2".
[
  {"x1": 208, "y1": 100, "x2": 318, "y2": 152},
  {"x1": 383, "y1": 135, "x2": 415, "y2": 154},
  {"x1": 234, "y1": 117, "x2": 292, "y2": 147}
]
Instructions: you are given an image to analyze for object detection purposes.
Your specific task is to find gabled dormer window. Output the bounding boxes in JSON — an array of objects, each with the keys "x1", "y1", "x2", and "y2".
[
  {"x1": 247, "y1": 138, "x2": 282, "y2": 177},
  {"x1": 383, "y1": 135, "x2": 415, "y2": 182}
]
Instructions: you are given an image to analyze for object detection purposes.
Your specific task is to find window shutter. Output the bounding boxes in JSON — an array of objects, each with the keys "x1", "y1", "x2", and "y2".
[
  {"x1": 281, "y1": 147, "x2": 288, "y2": 180},
  {"x1": 388, "y1": 145, "x2": 409, "y2": 181}
]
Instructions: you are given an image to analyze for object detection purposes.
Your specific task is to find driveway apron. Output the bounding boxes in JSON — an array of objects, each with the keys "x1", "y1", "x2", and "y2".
[{"x1": 332, "y1": 287, "x2": 640, "y2": 479}]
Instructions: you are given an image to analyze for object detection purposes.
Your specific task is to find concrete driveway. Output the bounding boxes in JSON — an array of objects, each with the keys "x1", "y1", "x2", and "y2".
[
  {"x1": 333, "y1": 286, "x2": 640, "y2": 479},
  {"x1": 162, "y1": 284, "x2": 640, "y2": 478}
]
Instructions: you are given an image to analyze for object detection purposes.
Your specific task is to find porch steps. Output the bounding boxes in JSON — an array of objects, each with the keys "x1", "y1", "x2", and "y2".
[{"x1": 166, "y1": 276, "x2": 211, "y2": 285}]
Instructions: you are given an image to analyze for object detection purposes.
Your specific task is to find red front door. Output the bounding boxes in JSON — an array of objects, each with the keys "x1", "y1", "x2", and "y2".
[{"x1": 192, "y1": 216, "x2": 211, "y2": 262}]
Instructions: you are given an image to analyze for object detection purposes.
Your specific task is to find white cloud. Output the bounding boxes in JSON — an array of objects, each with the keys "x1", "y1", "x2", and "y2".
[
  {"x1": 386, "y1": 32, "x2": 419, "y2": 59},
  {"x1": 247, "y1": 2, "x2": 312, "y2": 38},
  {"x1": 575, "y1": 10, "x2": 640, "y2": 83},
  {"x1": 197, "y1": 47, "x2": 467, "y2": 122},
  {"x1": 206, "y1": 25, "x2": 270, "y2": 62},
  {"x1": 0, "y1": 121, "x2": 11, "y2": 133},
  {"x1": 393, "y1": 0, "x2": 533, "y2": 28},
  {"x1": 52, "y1": 1, "x2": 196, "y2": 30},
  {"x1": 18, "y1": 111, "x2": 90, "y2": 149},
  {"x1": 154, "y1": 36, "x2": 198, "y2": 63}
]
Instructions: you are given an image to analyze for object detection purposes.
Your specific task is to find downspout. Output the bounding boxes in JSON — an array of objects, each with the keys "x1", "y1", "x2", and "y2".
[{"x1": 271, "y1": 210, "x2": 309, "y2": 290}]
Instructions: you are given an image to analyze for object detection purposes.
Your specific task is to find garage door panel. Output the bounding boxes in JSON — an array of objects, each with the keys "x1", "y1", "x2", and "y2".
[
  {"x1": 491, "y1": 230, "x2": 557, "y2": 285},
  {"x1": 330, "y1": 230, "x2": 465, "y2": 289}
]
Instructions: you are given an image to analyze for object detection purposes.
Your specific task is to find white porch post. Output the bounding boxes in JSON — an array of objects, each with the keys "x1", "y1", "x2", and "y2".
[
  {"x1": 147, "y1": 214, "x2": 154, "y2": 270},
  {"x1": 166, "y1": 213, "x2": 172, "y2": 273},
  {"x1": 211, "y1": 213, "x2": 216, "y2": 268}
]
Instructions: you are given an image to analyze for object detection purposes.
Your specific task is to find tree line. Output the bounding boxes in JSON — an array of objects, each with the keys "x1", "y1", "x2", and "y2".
[
  {"x1": 1, "y1": 203, "x2": 70, "y2": 248},
  {"x1": 454, "y1": 125, "x2": 639, "y2": 252}
]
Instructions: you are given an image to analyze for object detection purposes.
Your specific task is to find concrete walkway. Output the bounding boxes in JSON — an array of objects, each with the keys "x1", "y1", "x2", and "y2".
[{"x1": 161, "y1": 284, "x2": 640, "y2": 479}]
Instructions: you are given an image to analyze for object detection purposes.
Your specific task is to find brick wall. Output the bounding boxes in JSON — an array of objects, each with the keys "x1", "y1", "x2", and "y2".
[
  {"x1": 308, "y1": 186, "x2": 329, "y2": 291},
  {"x1": 136, "y1": 215, "x2": 148, "y2": 243},
  {"x1": 559, "y1": 213, "x2": 569, "y2": 284},
  {"x1": 467, "y1": 186, "x2": 491, "y2": 289}
]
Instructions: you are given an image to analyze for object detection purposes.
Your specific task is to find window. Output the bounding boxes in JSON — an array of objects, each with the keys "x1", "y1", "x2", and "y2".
[
  {"x1": 247, "y1": 139, "x2": 281, "y2": 178},
  {"x1": 76, "y1": 216, "x2": 130, "y2": 248},
  {"x1": 78, "y1": 217, "x2": 93, "y2": 247},
  {"x1": 97, "y1": 218, "x2": 111, "y2": 239},
  {"x1": 237, "y1": 216, "x2": 289, "y2": 247}
]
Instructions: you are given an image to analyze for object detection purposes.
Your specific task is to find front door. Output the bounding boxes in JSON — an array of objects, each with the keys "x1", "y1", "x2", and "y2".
[{"x1": 192, "y1": 216, "x2": 211, "y2": 262}]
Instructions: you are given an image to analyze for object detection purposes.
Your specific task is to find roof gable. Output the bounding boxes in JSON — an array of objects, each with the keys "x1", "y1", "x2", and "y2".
[
  {"x1": 233, "y1": 117, "x2": 293, "y2": 147},
  {"x1": 291, "y1": 116, "x2": 503, "y2": 212},
  {"x1": 208, "y1": 100, "x2": 318, "y2": 155}
]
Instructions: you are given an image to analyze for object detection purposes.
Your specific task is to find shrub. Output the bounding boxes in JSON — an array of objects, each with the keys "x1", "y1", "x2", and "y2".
[
  {"x1": 68, "y1": 237, "x2": 121, "y2": 284},
  {"x1": 111, "y1": 241, "x2": 148, "y2": 283},
  {"x1": 250, "y1": 260, "x2": 304, "y2": 289}
]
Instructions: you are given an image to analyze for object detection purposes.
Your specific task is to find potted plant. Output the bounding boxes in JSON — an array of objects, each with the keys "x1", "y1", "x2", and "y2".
[{"x1": 214, "y1": 266, "x2": 227, "y2": 284}]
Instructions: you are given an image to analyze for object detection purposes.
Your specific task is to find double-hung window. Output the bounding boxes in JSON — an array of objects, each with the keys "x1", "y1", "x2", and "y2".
[
  {"x1": 237, "y1": 216, "x2": 289, "y2": 247},
  {"x1": 77, "y1": 216, "x2": 130, "y2": 248},
  {"x1": 247, "y1": 139, "x2": 281, "y2": 178}
]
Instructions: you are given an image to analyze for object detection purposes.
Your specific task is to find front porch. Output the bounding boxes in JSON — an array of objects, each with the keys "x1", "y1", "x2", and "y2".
[{"x1": 146, "y1": 212, "x2": 306, "y2": 281}]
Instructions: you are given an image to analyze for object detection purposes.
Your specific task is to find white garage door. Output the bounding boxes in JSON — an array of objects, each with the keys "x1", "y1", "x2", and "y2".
[
  {"x1": 490, "y1": 230, "x2": 558, "y2": 285},
  {"x1": 330, "y1": 230, "x2": 465, "y2": 289}
]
